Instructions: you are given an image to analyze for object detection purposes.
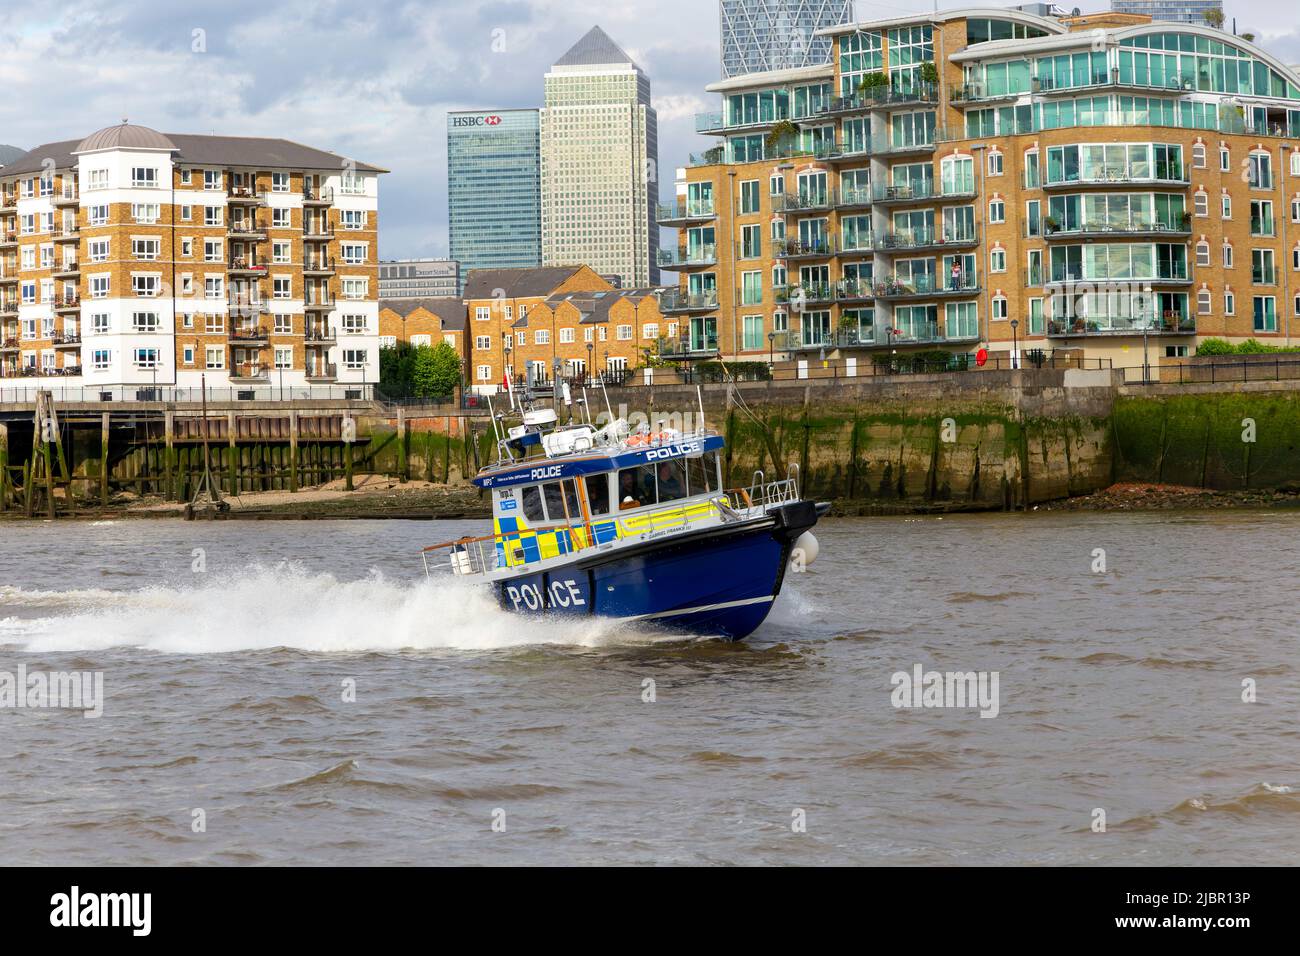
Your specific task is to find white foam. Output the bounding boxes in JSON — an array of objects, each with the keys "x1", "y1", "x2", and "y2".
[{"x1": 0, "y1": 563, "x2": 663, "y2": 654}]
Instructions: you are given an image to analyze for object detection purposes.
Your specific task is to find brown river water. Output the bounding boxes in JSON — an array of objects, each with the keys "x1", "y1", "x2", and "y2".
[{"x1": 1, "y1": 512, "x2": 1297, "y2": 865}]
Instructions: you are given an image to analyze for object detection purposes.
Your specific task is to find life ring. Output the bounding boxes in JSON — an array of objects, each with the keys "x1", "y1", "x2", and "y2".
[{"x1": 626, "y1": 434, "x2": 649, "y2": 447}]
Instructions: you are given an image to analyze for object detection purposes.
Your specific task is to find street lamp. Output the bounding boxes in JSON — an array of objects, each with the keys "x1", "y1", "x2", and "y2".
[
  {"x1": 1009, "y1": 318, "x2": 1019, "y2": 370},
  {"x1": 768, "y1": 330, "x2": 776, "y2": 368},
  {"x1": 586, "y1": 341, "x2": 593, "y2": 385},
  {"x1": 504, "y1": 335, "x2": 513, "y2": 393}
]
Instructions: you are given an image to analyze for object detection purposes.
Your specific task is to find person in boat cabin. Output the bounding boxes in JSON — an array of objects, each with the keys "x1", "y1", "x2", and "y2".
[
  {"x1": 618, "y1": 469, "x2": 642, "y2": 509},
  {"x1": 656, "y1": 462, "x2": 685, "y2": 501}
]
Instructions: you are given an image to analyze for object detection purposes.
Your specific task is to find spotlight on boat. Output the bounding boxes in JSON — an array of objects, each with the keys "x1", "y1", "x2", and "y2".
[{"x1": 791, "y1": 531, "x2": 819, "y2": 567}]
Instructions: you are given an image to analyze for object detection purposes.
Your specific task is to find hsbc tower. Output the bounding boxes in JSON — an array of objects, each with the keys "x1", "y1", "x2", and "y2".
[{"x1": 447, "y1": 108, "x2": 542, "y2": 279}]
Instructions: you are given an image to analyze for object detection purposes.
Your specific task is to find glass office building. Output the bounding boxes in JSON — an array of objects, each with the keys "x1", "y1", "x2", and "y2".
[
  {"x1": 1110, "y1": 1, "x2": 1223, "y2": 25},
  {"x1": 447, "y1": 109, "x2": 541, "y2": 276},
  {"x1": 719, "y1": 0, "x2": 853, "y2": 78}
]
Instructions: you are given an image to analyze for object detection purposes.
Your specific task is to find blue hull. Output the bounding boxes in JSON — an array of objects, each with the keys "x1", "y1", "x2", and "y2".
[{"x1": 492, "y1": 501, "x2": 818, "y2": 640}]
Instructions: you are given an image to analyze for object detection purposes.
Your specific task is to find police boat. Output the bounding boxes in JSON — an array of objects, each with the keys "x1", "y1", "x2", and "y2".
[{"x1": 421, "y1": 384, "x2": 824, "y2": 640}]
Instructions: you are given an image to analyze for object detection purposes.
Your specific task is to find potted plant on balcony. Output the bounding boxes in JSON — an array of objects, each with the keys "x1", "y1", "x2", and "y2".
[
  {"x1": 1179, "y1": 210, "x2": 1192, "y2": 229},
  {"x1": 919, "y1": 61, "x2": 940, "y2": 91},
  {"x1": 766, "y1": 119, "x2": 798, "y2": 157},
  {"x1": 1044, "y1": 215, "x2": 1060, "y2": 234},
  {"x1": 857, "y1": 71, "x2": 888, "y2": 101}
]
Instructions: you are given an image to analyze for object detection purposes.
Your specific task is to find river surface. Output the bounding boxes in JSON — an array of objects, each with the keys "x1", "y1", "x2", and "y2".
[{"x1": 1, "y1": 512, "x2": 1297, "y2": 865}]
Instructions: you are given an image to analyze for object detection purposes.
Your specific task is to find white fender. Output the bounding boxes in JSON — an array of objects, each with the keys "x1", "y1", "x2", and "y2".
[{"x1": 790, "y1": 531, "x2": 819, "y2": 568}]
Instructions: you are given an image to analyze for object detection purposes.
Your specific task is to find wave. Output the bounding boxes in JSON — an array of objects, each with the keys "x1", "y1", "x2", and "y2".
[{"x1": 0, "y1": 562, "x2": 668, "y2": 654}]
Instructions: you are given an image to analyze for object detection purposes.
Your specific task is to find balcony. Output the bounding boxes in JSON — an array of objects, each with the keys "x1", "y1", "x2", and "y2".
[
  {"x1": 873, "y1": 274, "x2": 981, "y2": 300},
  {"x1": 303, "y1": 221, "x2": 335, "y2": 240},
  {"x1": 695, "y1": 110, "x2": 794, "y2": 136},
  {"x1": 53, "y1": 294, "x2": 81, "y2": 313},
  {"x1": 1, "y1": 193, "x2": 15, "y2": 209},
  {"x1": 839, "y1": 234, "x2": 876, "y2": 258},
  {"x1": 228, "y1": 255, "x2": 269, "y2": 277},
  {"x1": 52, "y1": 333, "x2": 81, "y2": 348},
  {"x1": 304, "y1": 294, "x2": 336, "y2": 312},
  {"x1": 871, "y1": 182, "x2": 977, "y2": 206},
  {"x1": 659, "y1": 333, "x2": 719, "y2": 358},
  {"x1": 229, "y1": 363, "x2": 269, "y2": 381},
  {"x1": 657, "y1": 245, "x2": 717, "y2": 269},
  {"x1": 0, "y1": 231, "x2": 16, "y2": 248},
  {"x1": 302, "y1": 186, "x2": 334, "y2": 205},
  {"x1": 52, "y1": 223, "x2": 79, "y2": 241},
  {"x1": 835, "y1": 279, "x2": 874, "y2": 303},
  {"x1": 837, "y1": 187, "x2": 872, "y2": 210},
  {"x1": 949, "y1": 83, "x2": 1024, "y2": 106},
  {"x1": 869, "y1": 130, "x2": 948, "y2": 157},
  {"x1": 773, "y1": 191, "x2": 833, "y2": 214},
  {"x1": 227, "y1": 218, "x2": 268, "y2": 239},
  {"x1": 656, "y1": 199, "x2": 716, "y2": 227},
  {"x1": 229, "y1": 323, "x2": 270, "y2": 344},
  {"x1": 774, "y1": 237, "x2": 836, "y2": 260},
  {"x1": 1, "y1": 338, "x2": 19, "y2": 351},
  {"x1": 54, "y1": 184, "x2": 79, "y2": 206},
  {"x1": 227, "y1": 185, "x2": 265, "y2": 205},
  {"x1": 305, "y1": 326, "x2": 337, "y2": 344},
  {"x1": 0, "y1": 270, "x2": 17, "y2": 285},
  {"x1": 1042, "y1": 219, "x2": 1193, "y2": 241},
  {"x1": 1044, "y1": 268, "x2": 1191, "y2": 287},
  {"x1": 0, "y1": 300, "x2": 18, "y2": 317},
  {"x1": 777, "y1": 284, "x2": 835, "y2": 306},
  {"x1": 306, "y1": 362, "x2": 338, "y2": 382},
  {"x1": 812, "y1": 83, "x2": 938, "y2": 118},
  {"x1": 878, "y1": 228, "x2": 979, "y2": 252},
  {"x1": 779, "y1": 329, "x2": 878, "y2": 351},
  {"x1": 1042, "y1": 167, "x2": 1189, "y2": 190},
  {"x1": 1047, "y1": 311, "x2": 1195, "y2": 337},
  {"x1": 659, "y1": 289, "x2": 719, "y2": 313},
  {"x1": 886, "y1": 322, "x2": 978, "y2": 346},
  {"x1": 303, "y1": 255, "x2": 337, "y2": 276},
  {"x1": 52, "y1": 259, "x2": 80, "y2": 278}
]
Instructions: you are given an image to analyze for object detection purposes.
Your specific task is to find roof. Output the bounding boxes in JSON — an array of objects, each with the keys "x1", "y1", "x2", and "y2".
[
  {"x1": 381, "y1": 297, "x2": 466, "y2": 332},
  {"x1": 0, "y1": 144, "x2": 27, "y2": 166},
  {"x1": 1, "y1": 129, "x2": 385, "y2": 176},
  {"x1": 706, "y1": 63, "x2": 834, "y2": 94},
  {"x1": 814, "y1": 7, "x2": 1067, "y2": 38},
  {"x1": 554, "y1": 25, "x2": 641, "y2": 72},
  {"x1": 77, "y1": 123, "x2": 176, "y2": 153},
  {"x1": 462, "y1": 265, "x2": 595, "y2": 300}
]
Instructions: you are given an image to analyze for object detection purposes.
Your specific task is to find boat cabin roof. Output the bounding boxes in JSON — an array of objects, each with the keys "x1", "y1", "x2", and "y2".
[{"x1": 472, "y1": 434, "x2": 725, "y2": 490}]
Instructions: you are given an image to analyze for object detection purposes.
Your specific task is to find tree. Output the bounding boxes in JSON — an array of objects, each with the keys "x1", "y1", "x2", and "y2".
[
  {"x1": 1202, "y1": 8, "x2": 1225, "y2": 29},
  {"x1": 857, "y1": 71, "x2": 888, "y2": 96},
  {"x1": 379, "y1": 342, "x2": 417, "y2": 398},
  {"x1": 919, "y1": 60, "x2": 940, "y2": 87},
  {"x1": 409, "y1": 341, "x2": 462, "y2": 399},
  {"x1": 1240, "y1": 32, "x2": 1256, "y2": 42}
]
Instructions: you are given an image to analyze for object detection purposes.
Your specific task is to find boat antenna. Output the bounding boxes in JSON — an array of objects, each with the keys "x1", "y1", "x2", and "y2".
[
  {"x1": 697, "y1": 384, "x2": 705, "y2": 436},
  {"x1": 599, "y1": 377, "x2": 614, "y2": 426}
]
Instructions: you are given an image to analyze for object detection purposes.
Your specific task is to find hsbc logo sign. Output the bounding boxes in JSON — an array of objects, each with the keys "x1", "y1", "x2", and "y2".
[{"x1": 452, "y1": 114, "x2": 503, "y2": 128}]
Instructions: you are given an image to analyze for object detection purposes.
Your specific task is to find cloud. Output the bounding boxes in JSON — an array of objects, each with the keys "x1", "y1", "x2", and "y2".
[{"x1": 2, "y1": 0, "x2": 727, "y2": 260}]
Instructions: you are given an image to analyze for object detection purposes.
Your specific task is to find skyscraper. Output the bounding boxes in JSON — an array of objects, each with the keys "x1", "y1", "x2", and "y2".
[
  {"x1": 719, "y1": 0, "x2": 853, "y2": 79},
  {"x1": 1110, "y1": 0, "x2": 1223, "y2": 25},
  {"x1": 447, "y1": 109, "x2": 541, "y2": 277},
  {"x1": 541, "y1": 26, "x2": 659, "y2": 287}
]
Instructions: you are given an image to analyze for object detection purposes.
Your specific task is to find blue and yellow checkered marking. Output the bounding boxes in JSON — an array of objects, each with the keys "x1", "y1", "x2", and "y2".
[{"x1": 493, "y1": 496, "x2": 726, "y2": 568}]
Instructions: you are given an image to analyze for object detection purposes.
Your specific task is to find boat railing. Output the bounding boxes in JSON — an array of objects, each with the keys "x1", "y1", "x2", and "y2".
[
  {"x1": 728, "y1": 466, "x2": 801, "y2": 512},
  {"x1": 422, "y1": 520, "x2": 597, "y2": 577}
]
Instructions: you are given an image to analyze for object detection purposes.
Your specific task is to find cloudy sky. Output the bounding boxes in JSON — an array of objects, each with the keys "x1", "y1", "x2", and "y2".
[{"x1": 2, "y1": 0, "x2": 1297, "y2": 260}]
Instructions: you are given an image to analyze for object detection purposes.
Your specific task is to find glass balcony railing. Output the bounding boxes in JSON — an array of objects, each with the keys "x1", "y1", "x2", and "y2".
[
  {"x1": 879, "y1": 227, "x2": 979, "y2": 250},
  {"x1": 657, "y1": 245, "x2": 717, "y2": 268},
  {"x1": 656, "y1": 199, "x2": 715, "y2": 222},
  {"x1": 658, "y1": 289, "x2": 719, "y2": 312},
  {"x1": 873, "y1": 274, "x2": 980, "y2": 298},
  {"x1": 1046, "y1": 311, "x2": 1195, "y2": 336},
  {"x1": 1043, "y1": 164, "x2": 1188, "y2": 188}
]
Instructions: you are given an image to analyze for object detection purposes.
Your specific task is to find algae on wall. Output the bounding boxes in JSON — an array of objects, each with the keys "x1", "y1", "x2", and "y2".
[{"x1": 1112, "y1": 392, "x2": 1300, "y2": 490}]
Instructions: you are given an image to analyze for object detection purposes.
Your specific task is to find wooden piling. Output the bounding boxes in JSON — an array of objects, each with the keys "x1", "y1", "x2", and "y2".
[{"x1": 100, "y1": 413, "x2": 110, "y2": 505}]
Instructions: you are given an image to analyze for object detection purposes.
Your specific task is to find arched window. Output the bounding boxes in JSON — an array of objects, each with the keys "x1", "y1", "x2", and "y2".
[
  {"x1": 1197, "y1": 289, "x2": 1212, "y2": 315},
  {"x1": 1222, "y1": 242, "x2": 1233, "y2": 268},
  {"x1": 1194, "y1": 190, "x2": 1209, "y2": 217},
  {"x1": 1192, "y1": 142, "x2": 1207, "y2": 169},
  {"x1": 1196, "y1": 240, "x2": 1210, "y2": 267}
]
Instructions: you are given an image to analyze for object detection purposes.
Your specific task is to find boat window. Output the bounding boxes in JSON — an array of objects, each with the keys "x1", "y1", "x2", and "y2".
[
  {"x1": 584, "y1": 474, "x2": 611, "y2": 516},
  {"x1": 617, "y1": 465, "x2": 655, "y2": 510},
  {"x1": 543, "y1": 480, "x2": 581, "y2": 523},
  {"x1": 521, "y1": 485, "x2": 546, "y2": 522},
  {"x1": 685, "y1": 454, "x2": 717, "y2": 496},
  {"x1": 653, "y1": 459, "x2": 689, "y2": 503}
]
